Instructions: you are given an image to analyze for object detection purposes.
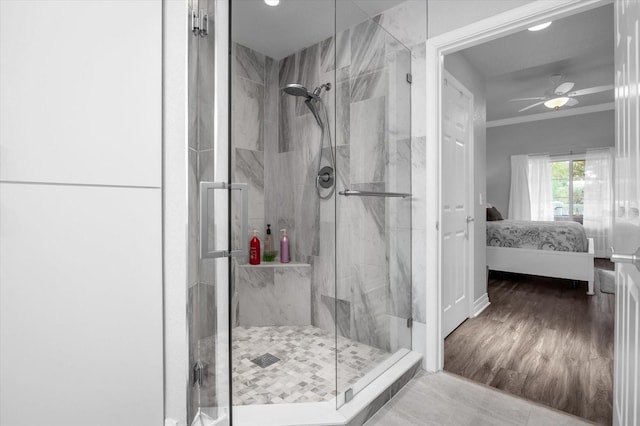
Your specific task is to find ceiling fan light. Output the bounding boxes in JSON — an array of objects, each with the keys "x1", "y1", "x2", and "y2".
[
  {"x1": 544, "y1": 97, "x2": 569, "y2": 110},
  {"x1": 528, "y1": 21, "x2": 552, "y2": 31},
  {"x1": 264, "y1": 0, "x2": 279, "y2": 6}
]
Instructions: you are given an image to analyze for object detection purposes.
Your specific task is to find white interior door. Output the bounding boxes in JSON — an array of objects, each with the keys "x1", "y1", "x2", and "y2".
[
  {"x1": 611, "y1": 1, "x2": 640, "y2": 425},
  {"x1": 442, "y1": 72, "x2": 474, "y2": 338}
]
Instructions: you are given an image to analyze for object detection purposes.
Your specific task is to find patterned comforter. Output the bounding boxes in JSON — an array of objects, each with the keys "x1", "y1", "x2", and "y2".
[{"x1": 486, "y1": 220, "x2": 588, "y2": 252}]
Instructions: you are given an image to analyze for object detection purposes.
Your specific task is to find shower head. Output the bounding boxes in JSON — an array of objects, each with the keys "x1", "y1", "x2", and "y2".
[{"x1": 283, "y1": 83, "x2": 313, "y2": 99}]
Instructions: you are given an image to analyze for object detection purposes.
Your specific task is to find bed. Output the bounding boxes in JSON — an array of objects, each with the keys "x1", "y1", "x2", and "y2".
[{"x1": 486, "y1": 220, "x2": 595, "y2": 295}]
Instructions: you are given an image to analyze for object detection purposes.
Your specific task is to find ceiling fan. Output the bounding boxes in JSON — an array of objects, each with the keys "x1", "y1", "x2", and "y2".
[{"x1": 510, "y1": 74, "x2": 613, "y2": 112}]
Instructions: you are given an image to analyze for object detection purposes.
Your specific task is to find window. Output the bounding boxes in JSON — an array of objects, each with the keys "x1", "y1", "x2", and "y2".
[{"x1": 551, "y1": 158, "x2": 585, "y2": 223}]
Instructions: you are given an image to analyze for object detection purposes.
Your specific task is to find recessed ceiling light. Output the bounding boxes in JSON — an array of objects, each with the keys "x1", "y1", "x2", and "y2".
[
  {"x1": 528, "y1": 21, "x2": 552, "y2": 31},
  {"x1": 264, "y1": 0, "x2": 279, "y2": 6},
  {"x1": 544, "y1": 97, "x2": 569, "y2": 110}
]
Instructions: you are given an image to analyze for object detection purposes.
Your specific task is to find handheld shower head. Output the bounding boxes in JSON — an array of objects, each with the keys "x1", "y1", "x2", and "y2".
[{"x1": 283, "y1": 83, "x2": 313, "y2": 99}]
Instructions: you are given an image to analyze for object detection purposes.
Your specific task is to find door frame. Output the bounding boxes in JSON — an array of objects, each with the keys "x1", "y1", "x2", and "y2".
[
  {"x1": 440, "y1": 69, "x2": 475, "y2": 337},
  {"x1": 424, "y1": 0, "x2": 613, "y2": 372}
]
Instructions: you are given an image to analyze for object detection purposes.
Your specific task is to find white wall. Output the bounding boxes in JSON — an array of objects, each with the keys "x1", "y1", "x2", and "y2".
[
  {"x1": 427, "y1": 0, "x2": 539, "y2": 37},
  {"x1": 486, "y1": 110, "x2": 615, "y2": 216},
  {"x1": 163, "y1": 0, "x2": 189, "y2": 424},
  {"x1": 0, "y1": 1, "x2": 163, "y2": 425},
  {"x1": 444, "y1": 53, "x2": 488, "y2": 304}
]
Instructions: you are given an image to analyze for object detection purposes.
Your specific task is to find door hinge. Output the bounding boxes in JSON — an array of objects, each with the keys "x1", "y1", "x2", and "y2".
[
  {"x1": 345, "y1": 388, "x2": 354, "y2": 403},
  {"x1": 193, "y1": 360, "x2": 205, "y2": 387},
  {"x1": 406, "y1": 73, "x2": 413, "y2": 84},
  {"x1": 191, "y1": 9, "x2": 209, "y2": 37},
  {"x1": 436, "y1": 221, "x2": 439, "y2": 231},
  {"x1": 407, "y1": 317, "x2": 413, "y2": 328}
]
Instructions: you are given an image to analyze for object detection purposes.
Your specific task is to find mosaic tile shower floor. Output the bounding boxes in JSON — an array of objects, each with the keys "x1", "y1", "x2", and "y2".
[{"x1": 232, "y1": 325, "x2": 391, "y2": 405}]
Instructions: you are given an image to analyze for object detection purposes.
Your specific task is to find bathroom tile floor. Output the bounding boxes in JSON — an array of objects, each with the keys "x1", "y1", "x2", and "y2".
[
  {"x1": 365, "y1": 371, "x2": 592, "y2": 426},
  {"x1": 232, "y1": 325, "x2": 391, "y2": 405}
]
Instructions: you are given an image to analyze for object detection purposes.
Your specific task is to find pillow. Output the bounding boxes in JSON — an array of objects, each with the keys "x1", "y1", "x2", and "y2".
[{"x1": 486, "y1": 206, "x2": 504, "y2": 221}]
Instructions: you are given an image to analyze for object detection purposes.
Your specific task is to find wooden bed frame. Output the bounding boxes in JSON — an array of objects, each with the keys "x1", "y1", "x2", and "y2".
[{"x1": 486, "y1": 237, "x2": 595, "y2": 295}]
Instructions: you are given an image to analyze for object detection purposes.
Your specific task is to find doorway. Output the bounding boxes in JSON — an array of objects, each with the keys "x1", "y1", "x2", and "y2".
[{"x1": 425, "y1": 0, "x2": 617, "y2": 423}]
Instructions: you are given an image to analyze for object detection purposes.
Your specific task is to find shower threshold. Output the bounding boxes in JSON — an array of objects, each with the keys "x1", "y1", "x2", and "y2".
[{"x1": 232, "y1": 349, "x2": 422, "y2": 426}]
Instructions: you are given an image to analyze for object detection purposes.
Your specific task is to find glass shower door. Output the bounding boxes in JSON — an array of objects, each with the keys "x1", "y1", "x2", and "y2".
[
  {"x1": 188, "y1": 0, "x2": 232, "y2": 424},
  {"x1": 334, "y1": 0, "x2": 413, "y2": 405}
]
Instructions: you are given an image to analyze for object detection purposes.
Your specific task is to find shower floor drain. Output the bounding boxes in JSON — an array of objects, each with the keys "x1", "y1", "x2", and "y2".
[{"x1": 251, "y1": 353, "x2": 280, "y2": 368}]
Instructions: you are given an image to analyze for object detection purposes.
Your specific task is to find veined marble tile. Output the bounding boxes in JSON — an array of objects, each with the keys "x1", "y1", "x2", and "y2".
[
  {"x1": 336, "y1": 68, "x2": 351, "y2": 146},
  {"x1": 320, "y1": 36, "x2": 335, "y2": 74},
  {"x1": 350, "y1": 182, "x2": 387, "y2": 269},
  {"x1": 351, "y1": 17, "x2": 386, "y2": 77},
  {"x1": 234, "y1": 43, "x2": 265, "y2": 83},
  {"x1": 410, "y1": 136, "x2": 426, "y2": 229},
  {"x1": 279, "y1": 53, "x2": 296, "y2": 153},
  {"x1": 235, "y1": 148, "x2": 264, "y2": 221},
  {"x1": 188, "y1": 149, "x2": 199, "y2": 288},
  {"x1": 294, "y1": 183, "x2": 320, "y2": 259},
  {"x1": 411, "y1": 43, "x2": 427, "y2": 138},
  {"x1": 188, "y1": 29, "x2": 198, "y2": 150},
  {"x1": 387, "y1": 138, "x2": 411, "y2": 194},
  {"x1": 386, "y1": 45, "x2": 412, "y2": 143},
  {"x1": 350, "y1": 97, "x2": 386, "y2": 184},
  {"x1": 321, "y1": 294, "x2": 351, "y2": 337},
  {"x1": 236, "y1": 265, "x2": 311, "y2": 327},
  {"x1": 388, "y1": 227, "x2": 412, "y2": 319},
  {"x1": 351, "y1": 68, "x2": 388, "y2": 103},
  {"x1": 233, "y1": 77, "x2": 264, "y2": 152},
  {"x1": 198, "y1": 23, "x2": 216, "y2": 151},
  {"x1": 295, "y1": 44, "x2": 321, "y2": 117},
  {"x1": 311, "y1": 254, "x2": 335, "y2": 333},
  {"x1": 264, "y1": 56, "x2": 279, "y2": 123},
  {"x1": 198, "y1": 148, "x2": 215, "y2": 182},
  {"x1": 350, "y1": 278, "x2": 390, "y2": 351},
  {"x1": 388, "y1": 314, "x2": 412, "y2": 353},
  {"x1": 190, "y1": 283, "x2": 217, "y2": 341},
  {"x1": 320, "y1": 29, "x2": 351, "y2": 73},
  {"x1": 411, "y1": 229, "x2": 426, "y2": 324},
  {"x1": 377, "y1": 1, "x2": 427, "y2": 50}
]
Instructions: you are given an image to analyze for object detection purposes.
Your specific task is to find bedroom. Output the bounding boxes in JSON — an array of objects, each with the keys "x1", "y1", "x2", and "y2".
[{"x1": 440, "y1": 4, "x2": 615, "y2": 425}]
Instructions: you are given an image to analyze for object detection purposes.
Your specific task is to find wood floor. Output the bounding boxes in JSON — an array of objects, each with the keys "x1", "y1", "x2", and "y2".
[{"x1": 444, "y1": 260, "x2": 614, "y2": 425}]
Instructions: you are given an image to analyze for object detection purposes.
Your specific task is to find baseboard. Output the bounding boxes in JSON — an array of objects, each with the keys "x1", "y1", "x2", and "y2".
[{"x1": 472, "y1": 293, "x2": 490, "y2": 317}]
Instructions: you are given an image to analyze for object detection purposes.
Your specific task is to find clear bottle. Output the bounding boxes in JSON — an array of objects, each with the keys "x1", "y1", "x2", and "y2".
[
  {"x1": 263, "y1": 224, "x2": 276, "y2": 262},
  {"x1": 280, "y1": 228, "x2": 290, "y2": 263}
]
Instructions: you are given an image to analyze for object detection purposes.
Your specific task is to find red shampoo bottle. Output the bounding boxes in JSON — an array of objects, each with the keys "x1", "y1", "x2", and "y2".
[{"x1": 249, "y1": 230, "x2": 261, "y2": 265}]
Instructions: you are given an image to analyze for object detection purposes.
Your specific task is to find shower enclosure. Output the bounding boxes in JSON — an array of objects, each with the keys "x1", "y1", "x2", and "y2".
[{"x1": 188, "y1": 0, "x2": 418, "y2": 424}]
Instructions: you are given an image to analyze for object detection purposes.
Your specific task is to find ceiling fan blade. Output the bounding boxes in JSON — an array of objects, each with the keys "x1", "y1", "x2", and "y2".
[
  {"x1": 519, "y1": 100, "x2": 546, "y2": 112},
  {"x1": 568, "y1": 84, "x2": 614, "y2": 97},
  {"x1": 510, "y1": 96, "x2": 546, "y2": 102},
  {"x1": 555, "y1": 81, "x2": 575, "y2": 95},
  {"x1": 566, "y1": 98, "x2": 579, "y2": 107}
]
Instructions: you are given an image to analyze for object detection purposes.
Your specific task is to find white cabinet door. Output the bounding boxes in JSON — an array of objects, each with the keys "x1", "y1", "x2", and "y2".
[
  {"x1": 441, "y1": 71, "x2": 474, "y2": 337},
  {"x1": 612, "y1": 1, "x2": 640, "y2": 425},
  {"x1": 0, "y1": 0, "x2": 161, "y2": 187},
  {"x1": 0, "y1": 184, "x2": 163, "y2": 426}
]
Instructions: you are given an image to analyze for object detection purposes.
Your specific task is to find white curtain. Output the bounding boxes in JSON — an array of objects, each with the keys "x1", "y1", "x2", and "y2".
[
  {"x1": 528, "y1": 155, "x2": 553, "y2": 221},
  {"x1": 584, "y1": 148, "x2": 614, "y2": 257},
  {"x1": 508, "y1": 155, "x2": 531, "y2": 220}
]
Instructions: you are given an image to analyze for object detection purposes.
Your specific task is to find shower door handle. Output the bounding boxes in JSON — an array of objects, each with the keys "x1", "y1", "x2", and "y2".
[
  {"x1": 229, "y1": 183, "x2": 248, "y2": 257},
  {"x1": 200, "y1": 182, "x2": 248, "y2": 259}
]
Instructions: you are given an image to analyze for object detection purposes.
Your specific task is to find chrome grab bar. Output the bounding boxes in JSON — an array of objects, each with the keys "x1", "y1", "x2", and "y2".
[{"x1": 339, "y1": 189, "x2": 412, "y2": 198}]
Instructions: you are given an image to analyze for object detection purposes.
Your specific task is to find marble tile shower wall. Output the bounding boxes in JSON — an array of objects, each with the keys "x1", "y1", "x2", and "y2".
[
  {"x1": 231, "y1": 6, "x2": 420, "y2": 353},
  {"x1": 274, "y1": 16, "x2": 412, "y2": 352}
]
